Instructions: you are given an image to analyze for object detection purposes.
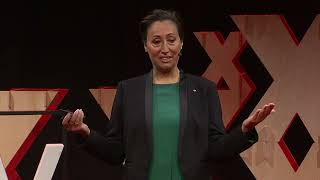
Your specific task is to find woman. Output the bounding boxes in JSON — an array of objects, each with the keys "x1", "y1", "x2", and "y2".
[{"x1": 62, "y1": 9, "x2": 275, "y2": 180}]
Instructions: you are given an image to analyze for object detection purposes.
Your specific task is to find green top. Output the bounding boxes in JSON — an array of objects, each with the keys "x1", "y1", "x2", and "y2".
[{"x1": 149, "y1": 83, "x2": 183, "y2": 180}]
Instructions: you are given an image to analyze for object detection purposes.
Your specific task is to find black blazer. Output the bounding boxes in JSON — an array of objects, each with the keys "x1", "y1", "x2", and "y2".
[{"x1": 84, "y1": 71, "x2": 257, "y2": 180}]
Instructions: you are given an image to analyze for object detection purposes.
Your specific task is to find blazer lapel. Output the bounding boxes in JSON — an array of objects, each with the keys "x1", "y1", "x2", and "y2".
[
  {"x1": 145, "y1": 71, "x2": 153, "y2": 156},
  {"x1": 178, "y1": 71, "x2": 188, "y2": 157}
]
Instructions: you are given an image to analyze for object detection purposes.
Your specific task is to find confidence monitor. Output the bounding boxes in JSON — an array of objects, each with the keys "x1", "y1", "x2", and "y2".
[{"x1": 33, "y1": 144, "x2": 64, "y2": 180}]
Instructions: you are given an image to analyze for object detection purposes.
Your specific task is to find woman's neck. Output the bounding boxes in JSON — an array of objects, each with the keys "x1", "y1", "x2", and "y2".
[{"x1": 153, "y1": 68, "x2": 180, "y2": 84}]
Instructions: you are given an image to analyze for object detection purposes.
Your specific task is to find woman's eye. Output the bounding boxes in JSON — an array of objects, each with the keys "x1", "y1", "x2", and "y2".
[
  {"x1": 152, "y1": 40, "x2": 161, "y2": 45},
  {"x1": 168, "y1": 39, "x2": 176, "y2": 43}
]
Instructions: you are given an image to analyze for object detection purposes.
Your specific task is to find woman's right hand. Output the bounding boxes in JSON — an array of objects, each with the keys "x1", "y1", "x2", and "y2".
[{"x1": 62, "y1": 109, "x2": 90, "y2": 138}]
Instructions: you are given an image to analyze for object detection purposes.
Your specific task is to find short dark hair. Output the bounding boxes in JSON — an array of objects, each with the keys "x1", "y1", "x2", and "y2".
[{"x1": 139, "y1": 9, "x2": 184, "y2": 44}]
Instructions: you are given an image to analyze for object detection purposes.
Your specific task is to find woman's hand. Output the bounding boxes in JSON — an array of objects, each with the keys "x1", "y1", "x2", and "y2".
[
  {"x1": 62, "y1": 109, "x2": 90, "y2": 138},
  {"x1": 242, "y1": 103, "x2": 275, "y2": 133}
]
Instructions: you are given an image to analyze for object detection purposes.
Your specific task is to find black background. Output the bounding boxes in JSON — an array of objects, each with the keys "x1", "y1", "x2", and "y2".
[{"x1": 1, "y1": 0, "x2": 319, "y2": 179}]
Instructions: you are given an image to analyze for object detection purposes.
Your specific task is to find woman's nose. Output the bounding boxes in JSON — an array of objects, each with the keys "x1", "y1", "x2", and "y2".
[{"x1": 160, "y1": 42, "x2": 169, "y2": 53}]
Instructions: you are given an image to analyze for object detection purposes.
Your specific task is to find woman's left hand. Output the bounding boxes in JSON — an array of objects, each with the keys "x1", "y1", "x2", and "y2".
[{"x1": 241, "y1": 103, "x2": 275, "y2": 133}]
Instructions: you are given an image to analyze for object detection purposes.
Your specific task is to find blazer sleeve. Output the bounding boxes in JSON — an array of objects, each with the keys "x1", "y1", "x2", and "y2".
[
  {"x1": 84, "y1": 81, "x2": 125, "y2": 165},
  {"x1": 207, "y1": 81, "x2": 258, "y2": 160}
]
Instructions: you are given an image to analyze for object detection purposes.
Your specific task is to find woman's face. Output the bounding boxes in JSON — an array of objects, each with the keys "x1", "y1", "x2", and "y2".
[{"x1": 144, "y1": 20, "x2": 183, "y2": 73}]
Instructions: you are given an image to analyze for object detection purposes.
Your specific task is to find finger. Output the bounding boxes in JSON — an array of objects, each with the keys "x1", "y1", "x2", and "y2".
[
  {"x1": 266, "y1": 103, "x2": 275, "y2": 112},
  {"x1": 62, "y1": 112, "x2": 72, "y2": 126},
  {"x1": 250, "y1": 109, "x2": 261, "y2": 123},
  {"x1": 260, "y1": 104, "x2": 271, "y2": 118},
  {"x1": 268, "y1": 102, "x2": 275, "y2": 108},
  {"x1": 264, "y1": 104, "x2": 275, "y2": 117},
  {"x1": 267, "y1": 103, "x2": 274, "y2": 112},
  {"x1": 79, "y1": 109, "x2": 84, "y2": 124},
  {"x1": 74, "y1": 109, "x2": 82, "y2": 125},
  {"x1": 258, "y1": 104, "x2": 274, "y2": 122},
  {"x1": 253, "y1": 108, "x2": 267, "y2": 124},
  {"x1": 70, "y1": 109, "x2": 79, "y2": 125},
  {"x1": 244, "y1": 109, "x2": 261, "y2": 130},
  {"x1": 75, "y1": 109, "x2": 84, "y2": 125},
  {"x1": 254, "y1": 109, "x2": 261, "y2": 117}
]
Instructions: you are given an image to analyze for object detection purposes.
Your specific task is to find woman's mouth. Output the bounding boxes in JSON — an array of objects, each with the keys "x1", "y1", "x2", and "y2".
[{"x1": 160, "y1": 56, "x2": 172, "y2": 63}]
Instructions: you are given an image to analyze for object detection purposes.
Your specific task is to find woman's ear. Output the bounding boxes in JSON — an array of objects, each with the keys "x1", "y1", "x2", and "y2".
[
  {"x1": 178, "y1": 42, "x2": 183, "y2": 57},
  {"x1": 144, "y1": 44, "x2": 148, "y2": 52}
]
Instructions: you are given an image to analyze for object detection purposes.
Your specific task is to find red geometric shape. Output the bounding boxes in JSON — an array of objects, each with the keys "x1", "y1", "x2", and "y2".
[
  {"x1": 280, "y1": 14, "x2": 316, "y2": 45},
  {"x1": 5, "y1": 89, "x2": 68, "y2": 180},
  {"x1": 278, "y1": 113, "x2": 314, "y2": 172},
  {"x1": 217, "y1": 77, "x2": 230, "y2": 90},
  {"x1": 194, "y1": 31, "x2": 257, "y2": 130},
  {"x1": 225, "y1": 43, "x2": 256, "y2": 130}
]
